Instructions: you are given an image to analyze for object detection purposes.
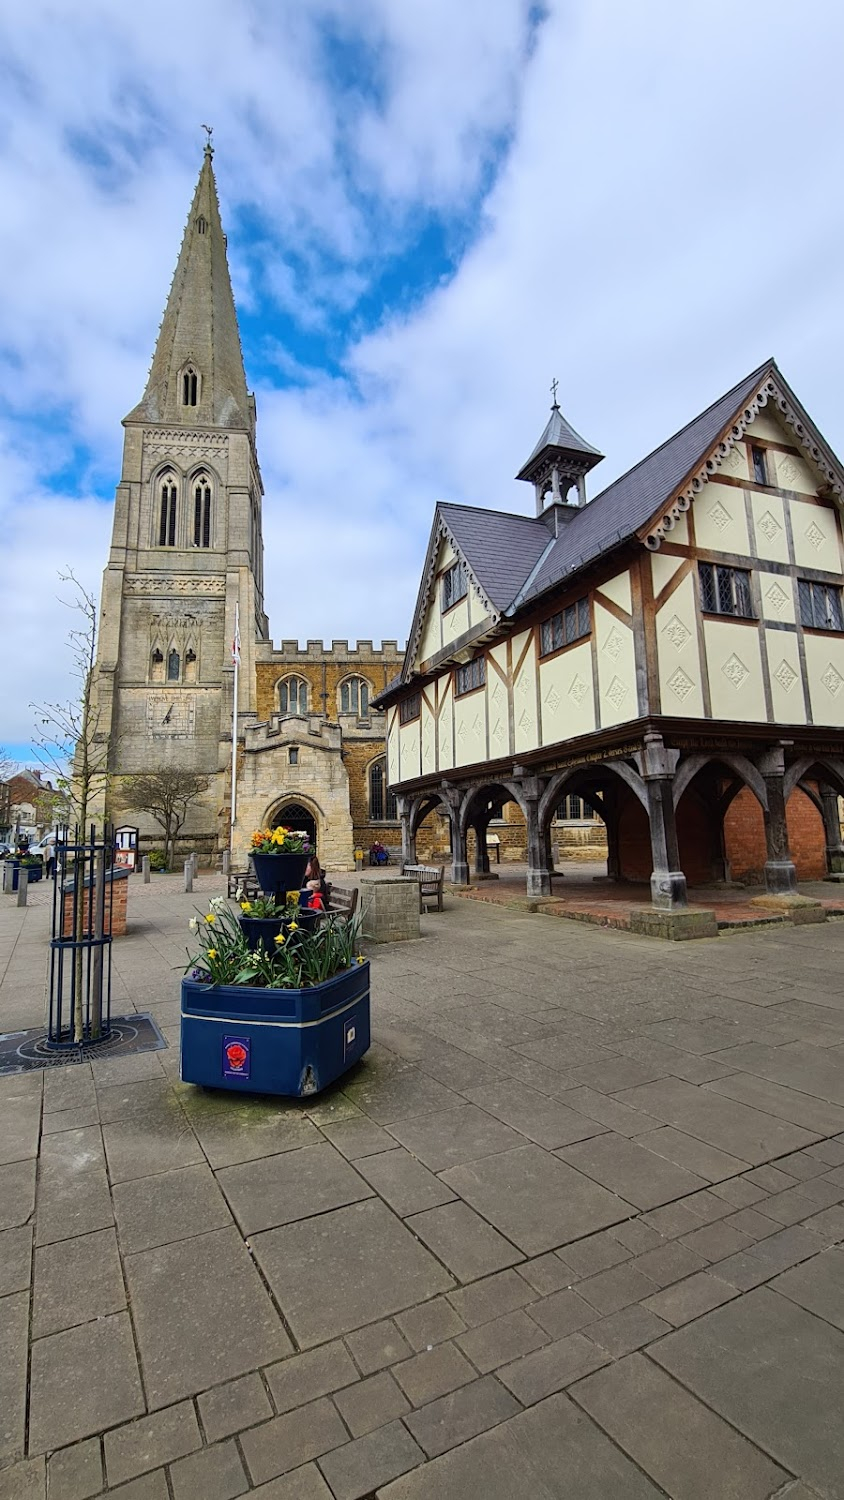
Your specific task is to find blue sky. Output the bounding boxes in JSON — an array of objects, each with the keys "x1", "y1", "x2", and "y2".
[{"x1": 2, "y1": 0, "x2": 844, "y2": 762}]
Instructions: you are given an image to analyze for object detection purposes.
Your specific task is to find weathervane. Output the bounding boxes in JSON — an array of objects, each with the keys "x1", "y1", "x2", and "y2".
[
  {"x1": 202, "y1": 123, "x2": 214, "y2": 155},
  {"x1": 550, "y1": 377, "x2": 559, "y2": 407}
]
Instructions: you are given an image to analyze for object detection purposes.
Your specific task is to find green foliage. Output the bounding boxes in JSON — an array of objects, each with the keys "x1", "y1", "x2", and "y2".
[
  {"x1": 236, "y1": 891, "x2": 292, "y2": 919},
  {"x1": 147, "y1": 850, "x2": 168, "y2": 871},
  {"x1": 186, "y1": 895, "x2": 364, "y2": 990}
]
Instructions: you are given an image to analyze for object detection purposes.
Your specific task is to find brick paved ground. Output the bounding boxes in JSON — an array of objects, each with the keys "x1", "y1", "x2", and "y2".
[{"x1": 1, "y1": 873, "x2": 844, "y2": 1497}]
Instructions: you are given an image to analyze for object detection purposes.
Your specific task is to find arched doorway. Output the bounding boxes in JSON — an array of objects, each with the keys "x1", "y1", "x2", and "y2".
[{"x1": 271, "y1": 801, "x2": 318, "y2": 852}]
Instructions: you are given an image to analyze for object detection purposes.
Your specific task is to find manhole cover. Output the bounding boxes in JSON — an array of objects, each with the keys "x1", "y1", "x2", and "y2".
[{"x1": 0, "y1": 1014, "x2": 167, "y2": 1073}]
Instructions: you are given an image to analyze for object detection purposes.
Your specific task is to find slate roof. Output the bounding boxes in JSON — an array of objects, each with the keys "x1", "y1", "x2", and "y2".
[
  {"x1": 516, "y1": 404, "x2": 604, "y2": 478},
  {"x1": 440, "y1": 503, "x2": 551, "y2": 613}
]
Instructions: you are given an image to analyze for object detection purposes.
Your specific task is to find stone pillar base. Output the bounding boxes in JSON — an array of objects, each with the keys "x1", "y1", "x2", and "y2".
[
  {"x1": 764, "y1": 859, "x2": 798, "y2": 895},
  {"x1": 452, "y1": 861, "x2": 470, "y2": 886},
  {"x1": 630, "y1": 908, "x2": 718, "y2": 941},
  {"x1": 751, "y1": 893, "x2": 827, "y2": 925},
  {"x1": 527, "y1": 869, "x2": 551, "y2": 897},
  {"x1": 650, "y1": 870, "x2": 688, "y2": 911},
  {"x1": 359, "y1": 877, "x2": 421, "y2": 943}
]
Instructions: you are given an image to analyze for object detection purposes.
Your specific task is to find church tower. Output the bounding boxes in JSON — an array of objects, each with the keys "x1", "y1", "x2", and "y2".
[{"x1": 92, "y1": 141, "x2": 267, "y2": 859}]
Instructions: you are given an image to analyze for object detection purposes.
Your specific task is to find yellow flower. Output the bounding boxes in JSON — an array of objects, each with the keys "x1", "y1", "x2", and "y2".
[
  {"x1": 274, "y1": 933, "x2": 285, "y2": 945},
  {"x1": 356, "y1": 955, "x2": 365, "y2": 964},
  {"x1": 285, "y1": 891, "x2": 300, "y2": 904},
  {"x1": 204, "y1": 913, "x2": 216, "y2": 924},
  {"x1": 287, "y1": 920, "x2": 298, "y2": 931},
  {"x1": 240, "y1": 902, "x2": 251, "y2": 912},
  {"x1": 207, "y1": 948, "x2": 217, "y2": 959}
]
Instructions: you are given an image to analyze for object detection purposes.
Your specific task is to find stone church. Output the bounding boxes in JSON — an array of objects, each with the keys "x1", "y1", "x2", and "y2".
[{"x1": 91, "y1": 144, "x2": 403, "y2": 869}]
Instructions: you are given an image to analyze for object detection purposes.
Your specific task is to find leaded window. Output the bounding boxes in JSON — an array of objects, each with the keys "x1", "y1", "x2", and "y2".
[
  {"x1": 798, "y1": 578, "x2": 844, "y2": 631},
  {"x1": 158, "y1": 474, "x2": 177, "y2": 547},
  {"x1": 341, "y1": 677, "x2": 369, "y2": 716},
  {"x1": 455, "y1": 655, "x2": 486, "y2": 696},
  {"x1": 369, "y1": 758, "x2": 398, "y2": 821},
  {"x1": 540, "y1": 596, "x2": 590, "y2": 655},
  {"x1": 441, "y1": 562, "x2": 468, "y2": 612},
  {"x1": 167, "y1": 649, "x2": 180, "y2": 681},
  {"x1": 182, "y1": 366, "x2": 198, "y2": 406},
  {"x1": 279, "y1": 677, "x2": 307, "y2": 714},
  {"x1": 193, "y1": 475, "x2": 211, "y2": 548},
  {"x1": 698, "y1": 563, "x2": 754, "y2": 618},
  {"x1": 399, "y1": 692, "x2": 420, "y2": 724},
  {"x1": 751, "y1": 445, "x2": 768, "y2": 485}
]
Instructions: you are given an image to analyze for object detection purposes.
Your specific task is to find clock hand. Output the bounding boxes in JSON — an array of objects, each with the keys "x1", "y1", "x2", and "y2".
[{"x1": 162, "y1": 704, "x2": 174, "y2": 724}]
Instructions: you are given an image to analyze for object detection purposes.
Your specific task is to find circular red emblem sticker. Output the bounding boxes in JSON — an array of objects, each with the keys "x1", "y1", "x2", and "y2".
[{"x1": 225, "y1": 1042, "x2": 248, "y2": 1071}]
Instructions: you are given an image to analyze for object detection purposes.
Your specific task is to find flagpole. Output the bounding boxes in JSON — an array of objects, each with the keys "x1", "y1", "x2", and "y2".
[{"x1": 230, "y1": 601, "x2": 240, "y2": 846}]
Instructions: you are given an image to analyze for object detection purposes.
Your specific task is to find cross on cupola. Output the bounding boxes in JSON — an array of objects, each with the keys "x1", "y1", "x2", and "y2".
[{"x1": 516, "y1": 383, "x2": 604, "y2": 519}]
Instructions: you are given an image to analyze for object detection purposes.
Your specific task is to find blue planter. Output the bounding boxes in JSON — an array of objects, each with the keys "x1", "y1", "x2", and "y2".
[
  {"x1": 251, "y1": 851, "x2": 309, "y2": 899},
  {"x1": 180, "y1": 961, "x2": 370, "y2": 1097},
  {"x1": 9, "y1": 862, "x2": 43, "y2": 890},
  {"x1": 238, "y1": 915, "x2": 283, "y2": 952}
]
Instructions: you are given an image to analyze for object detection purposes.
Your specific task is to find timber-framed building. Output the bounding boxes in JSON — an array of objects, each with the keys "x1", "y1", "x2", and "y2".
[{"x1": 378, "y1": 364, "x2": 844, "y2": 909}]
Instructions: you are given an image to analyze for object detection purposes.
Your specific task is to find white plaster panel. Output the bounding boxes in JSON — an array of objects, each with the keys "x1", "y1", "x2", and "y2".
[
  {"x1": 655, "y1": 572, "x2": 704, "y2": 717},
  {"x1": 486, "y1": 663, "x2": 509, "y2": 759},
  {"x1": 651, "y1": 552, "x2": 684, "y2": 596},
  {"x1": 598, "y1": 570, "x2": 632, "y2": 615},
  {"x1": 538, "y1": 640, "x2": 595, "y2": 744},
  {"x1": 439, "y1": 540, "x2": 457, "y2": 569},
  {"x1": 387, "y1": 711, "x2": 399, "y2": 786},
  {"x1": 759, "y1": 571, "x2": 796, "y2": 624},
  {"x1": 765, "y1": 630, "x2": 805, "y2": 724},
  {"x1": 771, "y1": 450, "x2": 817, "y2": 495},
  {"x1": 694, "y1": 484, "x2": 750, "y2": 555},
  {"x1": 513, "y1": 632, "x2": 539, "y2": 754},
  {"x1": 703, "y1": 620, "x2": 766, "y2": 722},
  {"x1": 719, "y1": 442, "x2": 749, "y2": 481},
  {"x1": 454, "y1": 691, "x2": 487, "y2": 767},
  {"x1": 804, "y1": 634, "x2": 844, "y2": 727},
  {"x1": 417, "y1": 603, "x2": 441, "y2": 666},
  {"x1": 441, "y1": 596, "x2": 470, "y2": 647},
  {"x1": 594, "y1": 603, "x2": 636, "y2": 728},
  {"x1": 789, "y1": 500, "x2": 842, "y2": 572},
  {"x1": 420, "y1": 696, "x2": 436, "y2": 774},
  {"x1": 659, "y1": 512, "x2": 689, "y2": 547},
  {"x1": 399, "y1": 719, "x2": 421, "y2": 781},
  {"x1": 438, "y1": 676, "x2": 454, "y2": 771},
  {"x1": 745, "y1": 411, "x2": 785, "y2": 444},
  {"x1": 751, "y1": 495, "x2": 789, "y2": 565}
]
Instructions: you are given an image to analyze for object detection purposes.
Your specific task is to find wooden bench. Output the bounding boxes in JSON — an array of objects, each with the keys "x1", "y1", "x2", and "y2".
[
  {"x1": 401, "y1": 864, "x2": 445, "y2": 913},
  {"x1": 227, "y1": 867, "x2": 259, "y2": 899},
  {"x1": 324, "y1": 884, "x2": 359, "y2": 926}
]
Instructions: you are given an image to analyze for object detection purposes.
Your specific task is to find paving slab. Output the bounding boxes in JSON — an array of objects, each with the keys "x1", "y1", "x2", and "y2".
[
  {"x1": 342, "y1": 1063, "x2": 463, "y2": 1125},
  {"x1": 239, "y1": 1397, "x2": 349, "y2": 1485},
  {"x1": 264, "y1": 1341, "x2": 359, "y2": 1414},
  {"x1": 102, "y1": 1116, "x2": 205, "y2": 1182},
  {"x1": 441, "y1": 1143, "x2": 634, "y2": 1255},
  {"x1": 352, "y1": 1147, "x2": 457, "y2": 1216},
  {"x1": 461, "y1": 1079, "x2": 609, "y2": 1148},
  {"x1": 197, "y1": 1373, "x2": 273, "y2": 1442},
  {"x1": 393, "y1": 1342, "x2": 476, "y2": 1407},
  {"x1": 651, "y1": 1287, "x2": 844, "y2": 1499},
  {"x1": 0, "y1": 1094, "x2": 41, "y2": 1165},
  {"x1": 217, "y1": 1144, "x2": 372, "y2": 1235},
  {"x1": 376, "y1": 1389, "x2": 664, "y2": 1498},
  {"x1": 169, "y1": 1439, "x2": 249, "y2": 1500},
  {"x1": 559, "y1": 1132, "x2": 708, "y2": 1209},
  {"x1": 34, "y1": 1127, "x2": 113, "y2": 1246},
  {"x1": 113, "y1": 1162, "x2": 233, "y2": 1252},
  {"x1": 251, "y1": 1200, "x2": 454, "y2": 1348},
  {"x1": 334, "y1": 1370, "x2": 410, "y2": 1436},
  {"x1": 631, "y1": 1125, "x2": 750, "y2": 1182},
  {"x1": 124, "y1": 1226, "x2": 292, "y2": 1407},
  {"x1": 404, "y1": 1375, "x2": 520, "y2": 1458},
  {"x1": 345, "y1": 1319, "x2": 413, "y2": 1375},
  {"x1": 0, "y1": 1290, "x2": 28, "y2": 1464},
  {"x1": 32, "y1": 1226, "x2": 125, "y2": 1338},
  {"x1": 616, "y1": 1077, "x2": 818, "y2": 1164},
  {"x1": 104, "y1": 1400, "x2": 202, "y2": 1485},
  {"x1": 571, "y1": 1352, "x2": 787, "y2": 1499},
  {"x1": 447, "y1": 1267, "x2": 536, "y2": 1327},
  {"x1": 770, "y1": 1247, "x2": 844, "y2": 1331},
  {"x1": 0, "y1": 1225, "x2": 32, "y2": 1296},
  {"x1": 28, "y1": 1312, "x2": 144, "y2": 1455},
  {"x1": 46, "y1": 1437, "x2": 103, "y2": 1500},
  {"x1": 319, "y1": 1117, "x2": 396, "y2": 1158},
  {"x1": 395, "y1": 1297, "x2": 465, "y2": 1350},
  {"x1": 318, "y1": 1420, "x2": 424, "y2": 1500},
  {"x1": 0, "y1": 1457, "x2": 46, "y2": 1500},
  {"x1": 185, "y1": 1103, "x2": 323, "y2": 1169},
  {"x1": 405, "y1": 1201, "x2": 524, "y2": 1281},
  {"x1": 386, "y1": 1104, "x2": 525, "y2": 1172}
]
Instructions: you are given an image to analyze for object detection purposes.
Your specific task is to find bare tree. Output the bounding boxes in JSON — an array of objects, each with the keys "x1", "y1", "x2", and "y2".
[
  {"x1": 30, "y1": 570, "x2": 110, "y2": 836},
  {"x1": 121, "y1": 770, "x2": 210, "y2": 870}
]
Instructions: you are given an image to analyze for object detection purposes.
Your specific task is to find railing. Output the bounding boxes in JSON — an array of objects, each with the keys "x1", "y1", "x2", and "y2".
[{"x1": 47, "y1": 824, "x2": 114, "y2": 1048}]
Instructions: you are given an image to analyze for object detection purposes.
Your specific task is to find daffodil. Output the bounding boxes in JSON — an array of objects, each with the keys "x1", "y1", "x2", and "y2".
[
  {"x1": 287, "y1": 920, "x2": 298, "y2": 931},
  {"x1": 205, "y1": 913, "x2": 216, "y2": 924},
  {"x1": 274, "y1": 933, "x2": 285, "y2": 945},
  {"x1": 207, "y1": 948, "x2": 217, "y2": 959},
  {"x1": 356, "y1": 955, "x2": 365, "y2": 964},
  {"x1": 188, "y1": 916, "x2": 198, "y2": 932},
  {"x1": 240, "y1": 902, "x2": 251, "y2": 913}
]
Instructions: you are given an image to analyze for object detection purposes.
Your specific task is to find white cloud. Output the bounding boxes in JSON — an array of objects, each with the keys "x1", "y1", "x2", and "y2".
[{"x1": 1, "y1": 0, "x2": 844, "y2": 746}]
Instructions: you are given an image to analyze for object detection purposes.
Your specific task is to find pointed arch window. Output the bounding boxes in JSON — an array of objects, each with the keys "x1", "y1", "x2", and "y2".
[
  {"x1": 195, "y1": 215, "x2": 208, "y2": 235},
  {"x1": 340, "y1": 676, "x2": 370, "y2": 717},
  {"x1": 193, "y1": 474, "x2": 212, "y2": 548},
  {"x1": 158, "y1": 473, "x2": 177, "y2": 547},
  {"x1": 182, "y1": 366, "x2": 198, "y2": 407},
  {"x1": 167, "y1": 649, "x2": 180, "y2": 681},
  {"x1": 369, "y1": 758, "x2": 397, "y2": 822},
  {"x1": 279, "y1": 676, "x2": 308, "y2": 714}
]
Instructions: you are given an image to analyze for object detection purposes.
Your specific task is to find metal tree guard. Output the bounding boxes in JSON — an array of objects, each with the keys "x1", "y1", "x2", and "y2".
[{"x1": 47, "y1": 823, "x2": 114, "y2": 1047}]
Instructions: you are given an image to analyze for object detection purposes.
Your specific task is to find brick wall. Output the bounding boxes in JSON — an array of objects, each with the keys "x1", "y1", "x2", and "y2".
[{"x1": 724, "y1": 786, "x2": 826, "y2": 882}]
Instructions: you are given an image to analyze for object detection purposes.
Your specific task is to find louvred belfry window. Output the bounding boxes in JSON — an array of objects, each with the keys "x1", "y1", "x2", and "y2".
[
  {"x1": 158, "y1": 475, "x2": 177, "y2": 547},
  {"x1": 193, "y1": 476, "x2": 211, "y2": 548}
]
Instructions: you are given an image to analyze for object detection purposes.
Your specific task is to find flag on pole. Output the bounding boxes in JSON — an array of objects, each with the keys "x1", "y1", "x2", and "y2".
[{"x1": 231, "y1": 606, "x2": 241, "y2": 665}]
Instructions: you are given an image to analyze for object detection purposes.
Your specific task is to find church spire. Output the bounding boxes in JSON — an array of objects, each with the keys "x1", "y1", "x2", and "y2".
[
  {"x1": 126, "y1": 146, "x2": 252, "y2": 430},
  {"x1": 516, "y1": 382, "x2": 603, "y2": 517}
]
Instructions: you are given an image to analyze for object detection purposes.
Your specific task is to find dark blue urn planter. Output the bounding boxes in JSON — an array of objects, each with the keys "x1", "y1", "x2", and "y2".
[
  {"x1": 251, "y1": 851, "x2": 309, "y2": 899},
  {"x1": 180, "y1": 960, "x2": 370, "y2": 1097},
  {"x1": 238, "y1": 915, "x2": 283, "y2": 952}
]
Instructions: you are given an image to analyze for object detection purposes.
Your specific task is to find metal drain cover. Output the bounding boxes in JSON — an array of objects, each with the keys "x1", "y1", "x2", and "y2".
[{"x1": 0, "y1": 1015, "x2": 167, "y2": 1074}]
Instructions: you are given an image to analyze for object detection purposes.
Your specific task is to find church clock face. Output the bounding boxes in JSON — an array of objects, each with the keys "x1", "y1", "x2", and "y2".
[{"x1": 146, "y1": 693, "x2": 196, "y2": 738}]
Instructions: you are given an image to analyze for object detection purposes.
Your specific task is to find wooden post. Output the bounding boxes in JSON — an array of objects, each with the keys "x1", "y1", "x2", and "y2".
[{"x1": 142, "y1": 855, "x2": 150, "y2": 883}]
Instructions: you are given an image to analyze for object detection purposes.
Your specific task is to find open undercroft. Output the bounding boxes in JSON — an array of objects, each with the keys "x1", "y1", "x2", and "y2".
[{"x1": 1, "y1": 874, "x2": 844, "y2": 1498}]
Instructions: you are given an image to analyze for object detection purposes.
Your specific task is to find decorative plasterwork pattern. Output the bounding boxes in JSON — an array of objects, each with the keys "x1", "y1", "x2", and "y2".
[
  {"x1": 643, "y1": 377, "x2": 844, "y2": 551},
  {"x1": 144, "y1": 429, "x2": 229, "y2": 458},
  {"x1": 404, "y1": 515, "x2": 500, "y2": 684},
  {"x1": 126, "y1": 575, "x2": 226, "y2": 597}
]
